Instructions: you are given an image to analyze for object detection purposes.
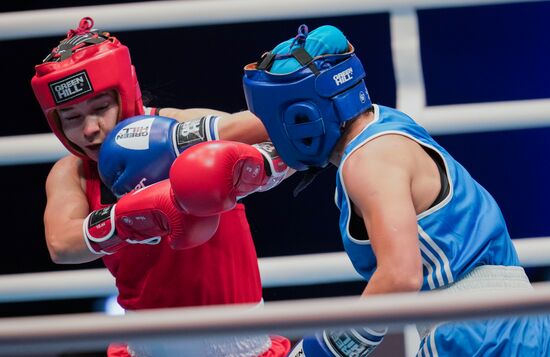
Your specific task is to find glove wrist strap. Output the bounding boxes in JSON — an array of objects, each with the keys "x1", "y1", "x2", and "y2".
[
  {"x1": 83, "y1": 205, "x2": 125, "y2": 255},
  {"x1": 323, "y1": 327, "x2": 387, "y2": 357},
  {"x1": 253, "y1": 142, "x2": 289, "y2": 191},
  {"x1": 173, "y1": 115, "x2": 220, "y2": 154}
]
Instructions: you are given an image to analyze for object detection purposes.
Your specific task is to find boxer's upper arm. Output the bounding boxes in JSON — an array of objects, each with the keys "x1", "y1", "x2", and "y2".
[
  {"x1": 44, "y1": 156, "x2": 101, "y2": 263},
  {"x1": 343, "y1": 136, "x2": 423, "y2": 293}
]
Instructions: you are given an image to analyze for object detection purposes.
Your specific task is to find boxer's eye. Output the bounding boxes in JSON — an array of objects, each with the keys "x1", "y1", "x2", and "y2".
[
  {"x1": 64, "y1": 114, "x2": 82, "y2": 121},
  {"x1": 94, "y1": 104, "x2": 109, "y2": 112}
]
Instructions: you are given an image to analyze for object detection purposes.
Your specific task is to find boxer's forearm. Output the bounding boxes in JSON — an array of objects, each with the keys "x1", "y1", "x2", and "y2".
[
  {"x1": 158, "y1": 107, "x2": 229, "y2": 121},
  {"x1": 154, "y1": 108, "x2": 269, "y2": 145},
  {"x1": 362, "y1": 267, "x2": 422, "y2": 296},
  {"x1": 217, "y1": 111, "x2": 269, "y2": 144},
  {"x1": 45, "y1": 217, "x2": 104, "y2": 264}
]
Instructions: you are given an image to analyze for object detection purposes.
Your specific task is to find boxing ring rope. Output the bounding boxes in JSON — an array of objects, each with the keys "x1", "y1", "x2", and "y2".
[
  {"x1": 3, "y1": 97, "x2": 550, "y2": 166},
  {"x1": 1, "y1": 236, "x2": 549, "y2": 303},
  {"x1": 1, "y1": 282, "x2": 550, "y2": 355},
  {"x1": 1, "y1": 0, "x2": 550, "y2": 167},
  {"x1": 0, "y1": 0, "x2": 542, "y2": 41},
  {"x1": 1, "y1": 1, "x2": 549, "y2": 355}
]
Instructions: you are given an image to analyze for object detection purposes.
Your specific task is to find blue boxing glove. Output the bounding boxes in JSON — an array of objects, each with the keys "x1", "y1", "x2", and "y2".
[
  {"x1": 288, "y1": 328, "x2": 387, "y2": 357},
  {"x1": 99, "y1": 114, "x2": 220, "y2": 196}
]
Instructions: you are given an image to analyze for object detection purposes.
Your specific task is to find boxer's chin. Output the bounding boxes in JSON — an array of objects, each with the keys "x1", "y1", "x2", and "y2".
[{"x1": 84, "y1": 147, "x2": 100, "y2": 161}]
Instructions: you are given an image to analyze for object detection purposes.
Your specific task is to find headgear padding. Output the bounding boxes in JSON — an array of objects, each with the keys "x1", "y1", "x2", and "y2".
[
  {"x1": 31, "y1": 17, "x2": 144, "y2": 159},
  {"x1": 243, "y1": 25, "x2": 372, "y2": 171}
]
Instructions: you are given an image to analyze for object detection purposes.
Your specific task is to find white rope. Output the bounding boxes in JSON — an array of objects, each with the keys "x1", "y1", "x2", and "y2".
[
  {"x1": 7, "y1": 1, "x2": 549, "y2": 166},
  {"x1": 4, "y1": 97, "x2": 550, "y2": 166},
  {"x1": 0, "y1": 282, "x2": 549, "y2": 355},
  {"x1": 2, "y1": 3, "x2": 547, "y2": 355},
  {"x1": 0, "y1": 0, "x2": 542, "y2": 41},
  {"x1": 391, "y1": 7, "x2": 426, "y2": 114},
  {"x1": 0, "y1": 269, "x2": 117, "y2": 303},
  {"x1": 415, "y1": 98, "x2": 550, "y2": 135},
  {"x1": 0, "y1": 237, "x2": 548, "y2": 303},
  {"x1": 0, "y1": 133, "x2": 67, "y2": 166}
]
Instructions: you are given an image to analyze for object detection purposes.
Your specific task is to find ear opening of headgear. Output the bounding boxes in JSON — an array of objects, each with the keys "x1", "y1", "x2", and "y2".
[
  {"x1": 31, "y1": 17, "x2": 144, "y2": 160},
  {"x1": 243, "y1": 24, "x2": 372, "y2": 171}
]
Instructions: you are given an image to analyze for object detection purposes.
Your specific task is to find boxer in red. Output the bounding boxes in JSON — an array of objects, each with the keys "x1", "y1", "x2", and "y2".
[{"x1": 31, "y1": 17, "x2": 289, "y2": 357}]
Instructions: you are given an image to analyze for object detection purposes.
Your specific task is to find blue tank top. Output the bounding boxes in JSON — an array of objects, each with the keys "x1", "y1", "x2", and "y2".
[{"x1": 335, "y1": 105, "x2": 520, "y2": 291}]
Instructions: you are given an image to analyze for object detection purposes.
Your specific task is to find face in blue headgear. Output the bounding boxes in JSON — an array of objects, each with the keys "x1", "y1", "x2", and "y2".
[{"x1": 243, "y1": 25, "x2": 372, "y2": 171}]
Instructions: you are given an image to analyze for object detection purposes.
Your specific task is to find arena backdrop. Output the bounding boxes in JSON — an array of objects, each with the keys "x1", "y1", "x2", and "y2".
[{"x1": 0, "y1": 0, "x2": 549, "y2": 317}]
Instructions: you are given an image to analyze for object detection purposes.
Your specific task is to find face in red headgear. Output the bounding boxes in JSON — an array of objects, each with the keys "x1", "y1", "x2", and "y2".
[{"x1": 31, "y1": 17, "x2": 144, "y2": 160}]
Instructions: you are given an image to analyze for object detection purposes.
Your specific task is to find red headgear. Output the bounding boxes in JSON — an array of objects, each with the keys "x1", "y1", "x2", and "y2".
[{"x1": 31, "y1": 17, "x2": 144, "y2": 159}]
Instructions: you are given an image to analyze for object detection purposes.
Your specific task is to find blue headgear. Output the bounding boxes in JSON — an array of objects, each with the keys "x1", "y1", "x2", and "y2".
[{"x1": 243, "y1": 25, "x2": 372, "y2": 171}]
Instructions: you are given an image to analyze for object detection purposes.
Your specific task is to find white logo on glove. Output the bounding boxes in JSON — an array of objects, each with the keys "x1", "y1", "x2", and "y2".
[
  {"x1": 115, "y1": 118, "x2": 154, "y2": 150},
  {"x1": 134, "y1": 177, "x2": 147, "y2": 191}
]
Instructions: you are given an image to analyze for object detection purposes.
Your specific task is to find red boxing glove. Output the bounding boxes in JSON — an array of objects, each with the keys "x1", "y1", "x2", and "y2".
[
  {"x1": 170, "y1": 140, "x2": 288, "y2": 216},
  {"x1": 83, "y1": 179, "x2": 220, "y2": 254}
]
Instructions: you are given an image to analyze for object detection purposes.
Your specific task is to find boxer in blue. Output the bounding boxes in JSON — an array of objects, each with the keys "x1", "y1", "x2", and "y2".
[{"x1": 173, "y1": 24, "x2": 550, "y2": 356}]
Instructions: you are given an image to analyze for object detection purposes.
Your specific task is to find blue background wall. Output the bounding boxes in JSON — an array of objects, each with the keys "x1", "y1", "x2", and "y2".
[{"x1": 0, "y1": 1, "x2": 549, "y2": 316}]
